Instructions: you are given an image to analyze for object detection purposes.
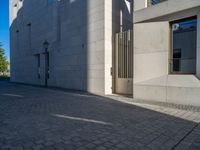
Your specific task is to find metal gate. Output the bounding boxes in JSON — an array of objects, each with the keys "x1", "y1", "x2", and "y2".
[{"x1": 115, "y1": 30, "x2": 133, "y2": 95}]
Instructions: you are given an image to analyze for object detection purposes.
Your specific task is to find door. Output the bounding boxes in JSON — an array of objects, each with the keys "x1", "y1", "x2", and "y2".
[
  {"x1": 44, "y1": 51, "x2": 50, "y2": 87},
  {"x1": 115, "y1": 30, "x2": 133, "y2": 95}
]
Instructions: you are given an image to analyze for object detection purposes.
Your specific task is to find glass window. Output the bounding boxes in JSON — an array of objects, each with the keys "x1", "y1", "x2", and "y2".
[
  {"x1": 35, "y1": 54, "x2": 40, "y2": 79},
  {"x1": 47, "y1": 0, "x2": 54, "y2": 5},
  {"x1": 171, "y1": 17, "x2": 197, "y2": 74},
  {"x1": 150, "y1": 0, "x2": 167, "y2": 6}
]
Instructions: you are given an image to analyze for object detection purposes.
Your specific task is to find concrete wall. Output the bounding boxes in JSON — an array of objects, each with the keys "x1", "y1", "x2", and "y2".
[
  {"x1": 197, "y1": 12, "x2": 200, "y2": 78},
  {"x1": 104, "y1": 0, "x2": 112, "y2": 94},
  {"x1": 10, "y1": 0, "x2": 107, "y2": 94},
  {"x1": 134, "y1": 22, "x2": 170, "y2": 83},
  {"x1": 134, "y1": 0, "x2": 146, "y2": 11},
  {"x1": 133, "y1": 0, "x2": 200, "y2": 106},
  {"x1": 134, "y1": 22, "x2": 169, "y2": 102},
  {"x1": 10, "y1": 0, "x2": 133, "y2": 95},
  {"x1": 134, "y1": 0, "x2": 200, "y2": 23},
  {"x1": 134, "y1": 20, "x2": 200, "y2": 106},
  {"x1": 10, "y1": 0, "x2": 45, "y2": 85},
  {"x1": 55, "y1": 0, "x2": 106, "y2": 94}
]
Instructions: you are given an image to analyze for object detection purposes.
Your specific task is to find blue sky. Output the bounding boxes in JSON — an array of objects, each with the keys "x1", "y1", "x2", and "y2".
[{"x1": 0, "y1": 0, "x2": 9, "y2": 60}]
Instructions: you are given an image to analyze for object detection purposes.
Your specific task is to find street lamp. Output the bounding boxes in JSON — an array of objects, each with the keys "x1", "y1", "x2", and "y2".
[
  {"x1": 43, "y1": 40, "x2": 49, "y2": 88},
  {"x1": 43, "y1": 40, "x2": 49, "y2": 50}
]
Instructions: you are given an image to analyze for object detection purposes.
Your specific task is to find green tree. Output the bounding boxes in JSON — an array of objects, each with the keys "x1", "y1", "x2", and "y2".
[{"x1": 0, "y1": 43, "x2": 9, "y2": 74}]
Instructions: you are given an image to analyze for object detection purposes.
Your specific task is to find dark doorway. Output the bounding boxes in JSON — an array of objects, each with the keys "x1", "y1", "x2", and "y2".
[{"x1": 45, "y1": 52, "x2": 49, "y2": 87}]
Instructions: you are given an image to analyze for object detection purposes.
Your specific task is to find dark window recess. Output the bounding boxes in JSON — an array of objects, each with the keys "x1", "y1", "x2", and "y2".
[
  {"x1": 173, "y1": 49, "x2": 181, "y2": 72},
  {"x1": 149, "y1": 0, "x2": 167, "y2": 6},
  {"x1": 171, "y1": 17, "x2": 197, "y2": 74},
  {"x1": 47, "y1": 0, "x2": 54, "y2": 5},
  {"x1": 27, "y1": 23, "x2": 32, "y2": 49},
  {"x1": 35, "y1": 54, "x2": 40, "y2": 79},
  {"x1": 47, "y1": 52, "x2": 50, "y2": 79}
]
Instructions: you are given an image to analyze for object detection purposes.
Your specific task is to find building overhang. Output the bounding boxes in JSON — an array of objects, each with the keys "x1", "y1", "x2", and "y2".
[{"x1": 134, "y1": 0, "x2": 200, "y2": 23}]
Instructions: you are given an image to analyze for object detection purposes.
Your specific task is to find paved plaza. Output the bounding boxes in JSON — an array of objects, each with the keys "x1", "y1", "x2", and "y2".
[{"x1": 0, "y1": 81, "x2": 200, "y2": 150}]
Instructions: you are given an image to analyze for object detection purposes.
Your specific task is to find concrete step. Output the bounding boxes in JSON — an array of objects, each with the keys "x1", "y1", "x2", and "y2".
[{"x1": 134, "y1": 75, "x2": 200, "y2": 107}]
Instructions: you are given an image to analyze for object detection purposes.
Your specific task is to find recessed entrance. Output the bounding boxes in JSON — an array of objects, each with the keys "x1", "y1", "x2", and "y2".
[
  {"x1": 170, "y1": 17, "x2": 197, "y2": 74},
  {"x1": 114, "y1": 30, "x2": 133, "y2": 96}
]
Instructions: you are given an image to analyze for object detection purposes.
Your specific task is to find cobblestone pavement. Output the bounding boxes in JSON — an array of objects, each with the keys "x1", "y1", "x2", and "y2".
[{"x1": 0, "y1": 81, "x2": 200, "y2": 150}]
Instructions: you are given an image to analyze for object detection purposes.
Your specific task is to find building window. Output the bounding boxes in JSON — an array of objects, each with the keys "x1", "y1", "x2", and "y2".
[
  {"x1": 147, "y1": 0, "x2": 167, "y2": 6},
  {"x1": 16, "y1": 30, "x2": 20, "y2": 53},
  {"x1": 173, "y1": 49, "x2": 182, "y2": 72},
  {"x1": 27, "y1": 23, "x2": 32, "y2": 50},
  {"x1": 47, "y1": 0, "x2": 54, "y2": 5},
  {"x1": 35, "y1": 54, "x2": 40, "y2": 79},
  {"x1": 170, "y1": 17, "x2": 197, "y2": 74}
]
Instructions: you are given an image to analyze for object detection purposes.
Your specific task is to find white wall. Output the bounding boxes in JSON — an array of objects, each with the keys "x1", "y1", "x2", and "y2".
[
  {"x1": 104, "y1": 0, "x2": 112, "y2": 94},
  {"x1": 134, "y1": 0, "x2": 200, "y2": 23},
  {"x1": 134, "y1": 21, "x2": 169, "y2": 102},
  {"x1": 197, "y1": 12, "x2": 200, "y2": 79},
  {"x1": 10, "y1": 0, "x2": 134, "y2": 95},
  {"x1": 10, "y1": 0, "x2": 107, "y2": 94},
  {"x1": 134, "y1": 0, "x2": 146, "y2": 11},
  {"x1": 133, "y1": 3, "x2": 200, "y2": 106},
  {"x1": 134, "y1": 22, "x2": 170, "y2": 83}
]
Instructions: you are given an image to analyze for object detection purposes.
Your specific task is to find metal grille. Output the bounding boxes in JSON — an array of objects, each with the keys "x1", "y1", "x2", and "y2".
[{"x1": 116, "y1": 30, "x2": 133, "y2": 79}]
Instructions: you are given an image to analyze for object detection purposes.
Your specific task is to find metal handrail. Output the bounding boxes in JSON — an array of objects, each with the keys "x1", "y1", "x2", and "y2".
[
  {"x1": 169, "y1": 58, "x2": 196, "y2": 61},
  {"x1": 169, "y1": 58, "x2": 196, "y2": 74}
]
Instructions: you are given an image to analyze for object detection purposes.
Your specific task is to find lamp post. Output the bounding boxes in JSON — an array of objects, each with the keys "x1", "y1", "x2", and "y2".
[{"x1": 43, "y1": 40, "x2": 49, "y2": 88}]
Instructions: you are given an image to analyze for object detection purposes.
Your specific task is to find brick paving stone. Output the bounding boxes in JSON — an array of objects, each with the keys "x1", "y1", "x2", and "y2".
[
  {"x1": 96, "y1": 146, "x2": 107, "y2": 150},
  {"x1": 0, "y1": 81, "x2": 200, "y2": 150},
  {"x1": 32, "y1": 145, "x2": 43, "y2": 150}
]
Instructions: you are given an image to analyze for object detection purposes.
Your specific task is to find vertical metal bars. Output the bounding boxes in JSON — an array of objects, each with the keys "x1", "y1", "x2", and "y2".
[{"x1": 116, "y1": 30, "x2": 133, "y2": 79}]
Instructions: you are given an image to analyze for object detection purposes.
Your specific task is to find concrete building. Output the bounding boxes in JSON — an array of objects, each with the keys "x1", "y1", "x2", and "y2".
[
  {"x1": 10, "y1": 0, "x2": 200, "y2": 107},
  {"x1": 9, "y1": 0, "x2": 133, "y2": 95},
  {"x1": 134, "y1": 0, "x2": 200, "y2": 106}
]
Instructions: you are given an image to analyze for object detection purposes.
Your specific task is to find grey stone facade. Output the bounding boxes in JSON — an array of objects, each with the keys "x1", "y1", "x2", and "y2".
[
  {"x1": 10, "y1": 0, "x2": 200, "y2": 107},
  {"x1": 9, "y1": 0, "x2": 133, "y2": 95}
]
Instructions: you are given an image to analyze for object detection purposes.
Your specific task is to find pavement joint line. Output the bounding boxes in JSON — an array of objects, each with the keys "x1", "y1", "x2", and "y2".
[{"x1": 171, "y1": 123, "x2": 199, "y2": 150}]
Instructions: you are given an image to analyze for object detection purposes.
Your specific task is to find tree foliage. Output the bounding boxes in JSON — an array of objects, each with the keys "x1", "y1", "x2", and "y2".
[{"x1": 0, "y1": 43, "x2": 9, "y2": 73}]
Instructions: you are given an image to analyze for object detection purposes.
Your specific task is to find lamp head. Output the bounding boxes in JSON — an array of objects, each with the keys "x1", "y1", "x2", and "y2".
[{"x1": 43, "y1": 40, "x2": 49, "y2": 49}]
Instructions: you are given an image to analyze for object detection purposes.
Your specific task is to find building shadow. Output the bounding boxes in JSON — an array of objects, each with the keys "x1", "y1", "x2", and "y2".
[{"x1": 0, "y1": 81, "x2": 199, "y2": 149}]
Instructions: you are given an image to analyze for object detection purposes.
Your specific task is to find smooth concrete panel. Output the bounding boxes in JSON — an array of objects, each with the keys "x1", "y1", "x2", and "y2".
[
  {"x1": 134, "y1": 22, "x2": 170, "y2": 54},
  {"x1": 134, "y1": 52, "x2": 168, "y2": 83},
  {"x1": 167, "y1": 75, "x2": 200, "y2": 88},
  {"x1": 134, "y1": 85, "x2": 167, "y2": 102},
  {"x1": 135, "y1": 75, "x2": 168, "y2": 86},
  {"x1": 134, "y1": 0, "x2": 146, "y2": 11},
  {"x1": 10, "y1": 0, "x2": 135, "y2": 95},
  {"x1": 134, "y1": 22, "x2": 169, "y2": 83},
  {"x1": 134, "y1": 0, "x2": 200, "y2": 23},
  {"x1": 166, "y1": 75, "x2": 200, "y2": 107},
  {"x1": 197, "y1": 12, "x2": 200, "y2": 79},
  {"x1": 134, "y1": 75, "x2": 200, "y2": 106},
  {"x1": 9, "y1": 0, "x2": 107, "y2": 95},
  {"x1": 167, "y1": 86, "x2": 200, "y2": 107},
  {"x1": 104, "y1": 0, "x2": 112, "y2": 94}
]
